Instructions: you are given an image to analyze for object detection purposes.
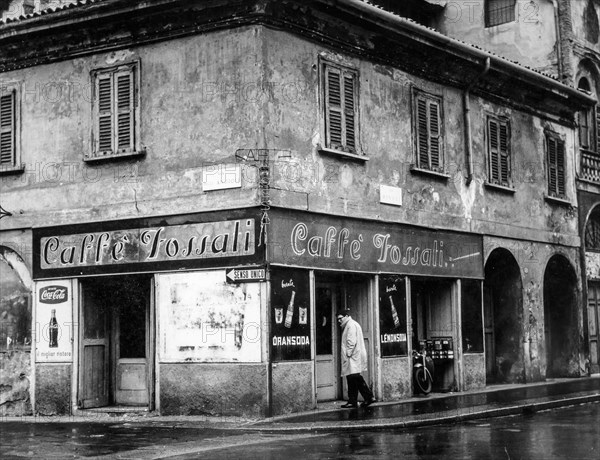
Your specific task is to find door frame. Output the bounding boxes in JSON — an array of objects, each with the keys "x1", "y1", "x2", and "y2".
[
  {"x1": 76, "y1": 275, "x2": 156, "y2": 409},
  {"x1": 314, "y1": 281, "x2": 341, "y2": 402}
]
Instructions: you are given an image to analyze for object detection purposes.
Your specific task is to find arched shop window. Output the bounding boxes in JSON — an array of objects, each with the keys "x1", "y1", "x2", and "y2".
[
  {"x1": 586, "y1": 207, "x2": 600, "y2": 251},
  {"x1": 0, "y1": 257, "x2": 31, "y2": 352}
]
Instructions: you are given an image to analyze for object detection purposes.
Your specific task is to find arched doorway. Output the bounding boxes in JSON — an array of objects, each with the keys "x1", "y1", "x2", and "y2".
[
  {"x1": 543, "y1": 255, "x2": 579, "y2": 377},
  {"x1": 484, "y1": 248, "x2": 523, "y2": 384}
]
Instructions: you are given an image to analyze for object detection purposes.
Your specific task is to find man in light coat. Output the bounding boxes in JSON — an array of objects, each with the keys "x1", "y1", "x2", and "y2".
[{"x1": 337, "y1": 308, "x2": 376, "y2": 408}]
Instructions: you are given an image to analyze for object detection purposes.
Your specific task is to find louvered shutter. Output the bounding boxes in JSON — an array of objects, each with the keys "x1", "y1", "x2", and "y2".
[
  {"x1": 488, "y1": 118, "x2": 500, "y2": 183},
  {"x1": 0, "y1": 92, "x2": 15, "y2": 166},
  {"x1": 596, "y1": 105, "x2": 600, "y2": 153},
  {"x1": 115, "y1": 70, "x2": 134, "y2": 152},
  {"x1": 343, "y1": 72, "x2": 356, "y2": 152},
  {"x1": 547, "y1": 136, "x2": 557, "y2": 195},
  {"x1": 416, "y1": 96, "x2": 429, "y2": 168},
  {"x1": 96, "y1": 74, "x2": 114, "y2": 154},
  {"x1": 429, "y1": 100, "x2": 441, "y2": 170},
  {"x1": 556, "y1": 139, "x2": 565, "y2": 197},
  {"x1": 579, "y1": 110, "x2": 590, "y2": 149},
  {"x1": 325, "y1": 67, "x2": 343, "y2": 150},
  {"x1": 499, "y1": 121, "x2": 510, "y2": 185}
]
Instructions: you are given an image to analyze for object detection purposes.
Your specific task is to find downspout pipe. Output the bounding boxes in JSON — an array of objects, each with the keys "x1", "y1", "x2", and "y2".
[
  {"x1": 464, "y1": 57, "x2": 490, "y2": 186},
  {"x1": 552, "y1": 0, "x2": 564, "y2": 82}
]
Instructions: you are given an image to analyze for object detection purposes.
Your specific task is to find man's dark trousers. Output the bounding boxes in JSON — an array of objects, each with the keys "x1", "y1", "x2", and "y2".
[{"x1": 346, "y1": 373, "x2": 374, "y2": 404}]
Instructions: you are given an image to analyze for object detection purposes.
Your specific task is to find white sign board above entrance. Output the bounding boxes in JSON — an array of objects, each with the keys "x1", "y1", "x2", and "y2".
[
  {"x1": 380, "y1": 184, "x2": 402, "y2": 207},
  {"x1": 202, "y1": 163, "x2": 242, "y2": 191}
]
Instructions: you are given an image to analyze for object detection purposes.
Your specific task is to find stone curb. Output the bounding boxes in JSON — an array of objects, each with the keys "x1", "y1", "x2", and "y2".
[{"x1": 238, "y1": 393, "x2": 600, "y2": 433}]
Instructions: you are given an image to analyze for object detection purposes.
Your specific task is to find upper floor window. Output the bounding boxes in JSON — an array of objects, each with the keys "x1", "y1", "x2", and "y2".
[
  {"x1": 321, "y1": 59, "x2": 359, "y2": 155},
  {"x1": 485, "y1": 0, "x2": 516, "y2": 27},
  {"x1": 0, "y1": 89, "x2": 17, "y2": 168},
  {"x1": 90, "y1": 62, "x2": 140, "y2": 159},
  {"x1": 546, "y1": 132, "x2": 566, "y2": 199},
  {"x1": 486, "y1": 115, "x2": 511, "y2": 187},
  {"x1": 577, "y1": 78, "x2": 595, "y2": 151},
  {"x1": 413, "y1": 89, "x2": 444, "y2": 173}
]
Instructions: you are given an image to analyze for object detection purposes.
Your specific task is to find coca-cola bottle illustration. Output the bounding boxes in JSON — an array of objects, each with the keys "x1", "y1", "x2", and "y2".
[
  {"x1": 49, "y1": 309, "x2": 59, "y2": 348},
  {"x1": 284, "y1": 291, "x2": 296, "y2": 328},
  {"x1": 389, "y1": 295, "x2": 400, "y2": 328}
]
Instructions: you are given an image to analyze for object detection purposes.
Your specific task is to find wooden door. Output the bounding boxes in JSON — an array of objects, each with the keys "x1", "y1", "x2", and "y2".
[
  {"x1": 114, "y1": 279, "x2": 150, "y2": 406},
  {"x1": 588, "y1": 283, "x2": 600, "y2": 372},
  {"x1": 315, "y1": 284, "x2": 338, "y2": 401},
  {"x1": 79, "y1": 285, "x2": 109, "y2": 408}
]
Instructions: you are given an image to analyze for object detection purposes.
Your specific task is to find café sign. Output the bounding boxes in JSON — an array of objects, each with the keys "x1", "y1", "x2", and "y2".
[
  {"x1": 34, "y1": 218, "x2": 257, "y2": 277},
  {"x1": 269, "y1": 210, "x2": 484, "y2": 278}
]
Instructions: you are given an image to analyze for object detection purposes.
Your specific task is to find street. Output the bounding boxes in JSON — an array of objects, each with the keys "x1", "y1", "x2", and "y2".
[{"x1": 1, "y1": 402, "x2": 598, "y2": 459}]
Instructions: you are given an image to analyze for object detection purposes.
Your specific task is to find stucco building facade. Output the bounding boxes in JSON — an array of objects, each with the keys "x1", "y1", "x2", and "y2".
[{"x1": 0, "y1": 0, "x2": 594, "y2": 417}]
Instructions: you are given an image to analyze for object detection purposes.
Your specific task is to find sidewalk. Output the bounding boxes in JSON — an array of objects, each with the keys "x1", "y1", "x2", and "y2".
[
  {"x1": 2, "y1": 376, "x2": 598, "y2": 433},
  {"x1": 245, "y1": 375, "x2": 600, "y2": 433}
]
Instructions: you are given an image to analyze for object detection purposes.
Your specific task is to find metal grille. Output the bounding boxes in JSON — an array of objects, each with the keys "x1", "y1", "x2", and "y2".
[{"x1": 486, "y1": 0, "x2": 516, "y2": 27}]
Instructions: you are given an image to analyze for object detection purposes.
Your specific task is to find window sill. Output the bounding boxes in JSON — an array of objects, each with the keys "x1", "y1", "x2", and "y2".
[
  {"x1": 318, "y1": 146, "x2": 368, "y2": 162},
  {"x1": 484, "y1": 181, "x2": 515, "y2": 194},
  {"x1": 545, "y1": 195, "x2": 572, "y2": 207},
  {"x1": 84, "y1": 149, "x2": 146, "y2": 163},
  {"x1": 410, "y1": 166, "x2": 450, "y2": 180},
  {"x1": 0, "y1": 164, "x2": 25, "y2": 176}
]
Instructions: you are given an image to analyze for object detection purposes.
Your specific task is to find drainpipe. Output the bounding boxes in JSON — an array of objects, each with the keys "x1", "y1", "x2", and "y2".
[
  {"x1": 464, "y1": 57, "x2": 490, "y2": 186},
  {"x1": 552, "y1": 0, "x2": 564, "y2": 82}
]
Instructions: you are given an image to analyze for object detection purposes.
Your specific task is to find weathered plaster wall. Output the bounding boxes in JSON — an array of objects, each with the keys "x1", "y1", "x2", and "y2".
[
  {"x1": 586, "y1": 251, "x2": 600, "y2": 279},
  {"x1": 572, "y1": 0, "x2": 600, "y2": 47},
  {"x1": 0, "y1": 26, "x2": 264, "y2": 233},
  {"x1": 271, "y1": 361, "x2": 312, "y2": 415},
  {"x1": 380, "y1": 357, "x2": 411, "y2": 400},
  {"x1": 262, "y1": 28, "x2": 579, "y2": 249},
  {"x1": 35, "y1": 363, "x2": 70, "y2": 415},
  {"x1": 0, "y1": 350, "x2": 32, "y2": 415},
  {"x1": 463, "y1": 353, "x2": 485, "y2": 391},
  {"x1": 436, "y1": 0, "x2": 558, "y2": 75},
  {"x1": 160, "y1": 363, "x2": 268, "y2": 417}
]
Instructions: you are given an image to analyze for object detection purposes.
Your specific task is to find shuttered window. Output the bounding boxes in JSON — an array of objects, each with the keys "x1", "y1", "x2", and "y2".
[
  {"x1": 485, "y1": 0, "x2": 516, "y2": 27},
  {"x1": 93, "y1": 64, "x2": 137, "y2": 157},
  {"x1": 546, "y1": 134, "x2": 566, "y2": 199},
  {"x1": 0, "y1": 91, "x2": 15, "y2": 167},
  {"x1": 414, "y1": 91, "x2": 443, "y2": 172},
  {"x1": 487, "y1": 116, "x2": 511, "y2": 187},
  {"x1": 323, "y1": 62, "x2": 359, "y2": 154},
  {"x1": 596, "y1": 106, "x2": 600, "y2": 153}
]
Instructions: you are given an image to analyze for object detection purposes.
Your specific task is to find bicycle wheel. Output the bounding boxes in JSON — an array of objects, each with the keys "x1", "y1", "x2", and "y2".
[{"x1": 414, "y1": 368, "x2": 432, "y2": 394}]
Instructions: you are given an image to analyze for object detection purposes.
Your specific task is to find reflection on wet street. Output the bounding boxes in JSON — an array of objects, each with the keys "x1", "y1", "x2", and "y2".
[
  {"x1": 1, "y1": 403, "x2": 598, "y2": 459},
  {"x1": 185, "y1": 402, "x2": 600, "y2": 460}
]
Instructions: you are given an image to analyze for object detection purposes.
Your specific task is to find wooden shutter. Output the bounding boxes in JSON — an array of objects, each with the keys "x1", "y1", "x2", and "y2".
[
  {"x1": 415, "y1": 93, "x2": 442, "y2": 171},
  {"x1": 596, "y1": 105, "x2": 600, "y2": 153},
  {"x1": 547, "y1": 135, "x2": 565, "y2": 198},
  {"x1": 488, "y1": 117, "x2": 510, "y2": 186},
  {"x1": 325, "y1": 66, "x2": 343, "y2": 149},
  {"x1": 343, "y1": 72, "x2": 356, "y2": 152},
  {"x1": 429, "y1": 100, "x2": 441, "y2": 170},
  {"x1": 579, "y1": 110, "x2": 590, "y2": 149},
  {"x1": 324, "y1": 64, "x2": 357, "y2": 153},
  {"x1": 0, "y1": 92, "x2": 15, "y2": 166},
  {"x1": 96, "y1": 74, "x2": 114, "y2": 154},
  {"x1": 115, "y1": 70, "x2": 134, "y2": 152}
]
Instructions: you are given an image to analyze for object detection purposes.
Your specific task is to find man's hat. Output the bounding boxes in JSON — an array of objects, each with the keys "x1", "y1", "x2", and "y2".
[{"x1": 337, "y1": 308, "x2": 351, "y2": 317}]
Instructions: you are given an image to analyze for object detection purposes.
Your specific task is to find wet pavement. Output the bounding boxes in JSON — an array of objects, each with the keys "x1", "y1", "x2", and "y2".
[{"x1": 1, "y1": 377, "x2": 599, "y2": 458}]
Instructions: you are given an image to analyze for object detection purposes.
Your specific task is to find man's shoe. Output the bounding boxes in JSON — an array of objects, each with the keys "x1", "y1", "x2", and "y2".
[
  {"x1": 361, "y1": 398, "x2": 377, "y2": 407},
  {"x1": 340, "y1": 402, "x2": 358, "y2": 408}
]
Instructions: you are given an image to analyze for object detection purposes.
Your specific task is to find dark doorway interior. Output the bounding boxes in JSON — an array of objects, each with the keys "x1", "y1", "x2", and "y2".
[
  {"x1": 484, "y1": 249, "x2": 523, "y2": 384},
  {"x1": 543, "y1": 255, "x2": 579, "y2": 377},
  {"x1": 79, "y1": 274, "x2": 152, "y2": 409}
]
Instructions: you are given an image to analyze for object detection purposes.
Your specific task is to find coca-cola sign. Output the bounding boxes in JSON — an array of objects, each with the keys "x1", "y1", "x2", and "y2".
[{"x1": 39, "y1": 286, "x2": 68, "y2": 304}]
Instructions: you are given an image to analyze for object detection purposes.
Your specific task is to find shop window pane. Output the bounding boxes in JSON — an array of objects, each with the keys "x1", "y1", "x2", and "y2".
[
  {"x1": 461, "y1": 280, "x2": 483, "y2": 352},
  {"x1": 0, "y1": 258, "x2": 31, "y2": 351}
]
